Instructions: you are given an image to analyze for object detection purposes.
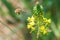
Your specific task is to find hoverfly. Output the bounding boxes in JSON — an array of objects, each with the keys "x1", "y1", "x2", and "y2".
[{"x1": 15, "y1": 8, "x2": 22, "y2": 14}]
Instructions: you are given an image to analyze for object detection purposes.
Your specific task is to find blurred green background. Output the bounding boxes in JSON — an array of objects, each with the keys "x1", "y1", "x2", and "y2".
[{"x1": 0, "y1": 0, "x2": 60, "y2": 40}]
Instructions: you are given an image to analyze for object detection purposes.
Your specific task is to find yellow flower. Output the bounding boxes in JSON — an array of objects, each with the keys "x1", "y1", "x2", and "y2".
[
  {"x1": 27, "y1": 24, "x2": 35, "y2": 33},
  {"x1": 47, "y1": 19, "x2": 51, "y2": 23},
  {"x1": 40, "y1": 26, "x2": 45, "y2": 32},
  {"x1": 27, "y1": 24, "x2": 32, "y2": 29},
  {"x1": 27, "y1": 23, "x2": 35, "y2": 29},
  {"x1": 45, "y1": 19, "x2": 51, "y2": 25},
  {"x1": 27, "y1": 16, "x2": 35, "y2": 22},
  {"x1": 39, "y1": 25, "x2": 48, "y2": 34},
  {"x1": 27, "y1": 17, "x2": 31, "y2": 22},
  {"x1": 43, "y1": 30, "x2": 47, "y2": 34},
  {"x1": 29, "y1": 22, "x2": 35, "y2": 25},
  {"x1": 27, "y1": 16, "x2": 35, "y2": 32},
  {"x1": 43, "y1": 17, "x2": 47, "y2": 22},
  {"x1": 43, "y1": 17, "x2": 51, "y2": 24}
]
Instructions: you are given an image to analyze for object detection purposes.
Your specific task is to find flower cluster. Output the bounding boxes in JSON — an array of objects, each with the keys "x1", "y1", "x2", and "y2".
[
  {"x1": 27, "y1": 16, "x2": 35, "y2": 33},
  {"x1": 27, "y1": 1, "x2": 51, "y2": 38},
  {"x1": 43, "y1": 17, "x2": 51, "y2": 25},
  {"x1": 39, "y1": 25, "x2": 47, "y2": 34},
  {"x1": 39, "y1": 14, "x2": 51, "y2": 34},
  {"x1": 27, "y1": 14, "x2": 51, "y2": 34}
]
